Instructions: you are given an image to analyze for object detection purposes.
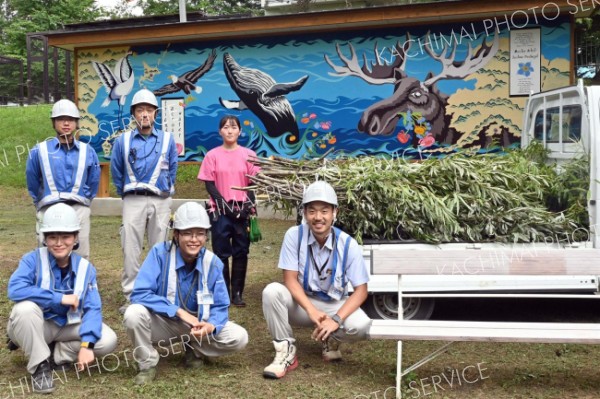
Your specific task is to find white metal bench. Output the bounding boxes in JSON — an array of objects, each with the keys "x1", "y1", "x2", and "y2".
[{"x1": 367, "y1": 247, "x2": 600, "y2": 397}]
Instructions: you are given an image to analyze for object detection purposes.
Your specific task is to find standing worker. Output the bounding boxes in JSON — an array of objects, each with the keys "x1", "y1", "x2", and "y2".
[
  {"x1": 198, "y1": 115, "x2": 260, "y2": 307},
  {"x1": 111, "y1": 89, "x2": 178, "y2": 313},
  {"x1": 26, "y1": 99, "x2": 100, "y2": 259},
  {"x1": 262, "y1": 181, "x2": 371, "y2": 379},
  {"x1": 124, "y1": 202, "x2": 248, "y2": 385},
  {"x1": 7, "y1": 203, "x2": 117, "y2": 394}
]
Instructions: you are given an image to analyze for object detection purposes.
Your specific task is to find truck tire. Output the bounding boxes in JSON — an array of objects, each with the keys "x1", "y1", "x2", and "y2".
[{"x1": 361, "y1": 293, "x2": 435, "y2": 320}]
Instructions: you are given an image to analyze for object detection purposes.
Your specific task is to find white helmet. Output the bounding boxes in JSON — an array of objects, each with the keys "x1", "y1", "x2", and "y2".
[
  {"x1": 51, "y1": 99, "x2": 80, "y2": 119},
  {"x1": 40, "y1": 203, "x2": 81, "y2": 233},
  {"x1": 130, "y1": 89, "x2": 158, "y2": 113},
  {"x1": 174, "y1": 202, "x2": 211, "y2": 230},
  {"x1": 302, "y1": 181, "x2": 338, "y2": 207}
]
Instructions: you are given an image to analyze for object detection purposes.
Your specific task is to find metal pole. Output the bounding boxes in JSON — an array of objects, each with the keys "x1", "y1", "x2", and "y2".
[{"x1": 179, "y1": 0, "x2": 187, "y2": 22}]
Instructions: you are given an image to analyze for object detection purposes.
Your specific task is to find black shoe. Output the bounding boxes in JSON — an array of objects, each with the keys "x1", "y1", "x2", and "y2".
[
  {"x1": 32, "y1": 360, "x2": 55, "y2": 394},
  {"x1": 6, "y1": 337, "x2": 18, "y2": 351},
  {"x1": 231, "y1": 293, "x2": 246, "y2": 307}
]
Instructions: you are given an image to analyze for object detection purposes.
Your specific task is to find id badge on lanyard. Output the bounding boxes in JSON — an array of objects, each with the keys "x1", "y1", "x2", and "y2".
[
  {"x1": 197, "y1": 290, "x2": 214, "y2": 305},
  {"x1": 67, "y1": 308, "x2": 82, "y2": 325}
]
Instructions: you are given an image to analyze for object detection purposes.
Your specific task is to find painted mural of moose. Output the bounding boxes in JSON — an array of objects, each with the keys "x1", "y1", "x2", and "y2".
[{"x1": 325, "y1": 32, "x2": 500, "y2": 148}]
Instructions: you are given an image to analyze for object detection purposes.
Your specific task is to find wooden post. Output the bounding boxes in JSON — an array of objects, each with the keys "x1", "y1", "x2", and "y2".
[{"x1": 98, "y1": 162, "x2": 110, "y2": 198}]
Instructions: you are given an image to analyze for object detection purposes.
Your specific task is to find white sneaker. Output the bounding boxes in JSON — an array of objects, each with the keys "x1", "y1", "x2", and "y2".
[
  {"x1": 322, "y1": 337, "x2": 342, "y2": 362},
  {"x1": 263, "y1": 339, "x2": 298, "y2": 379}
]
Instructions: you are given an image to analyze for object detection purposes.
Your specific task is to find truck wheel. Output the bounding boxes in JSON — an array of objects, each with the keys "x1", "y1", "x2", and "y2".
[{"x1": 361, "y1": 293, "x2": 435, "y2": 320}]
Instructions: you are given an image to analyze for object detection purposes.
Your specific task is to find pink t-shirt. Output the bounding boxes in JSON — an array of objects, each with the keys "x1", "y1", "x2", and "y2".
[{"x1": 198, "y1": 146, "x2": 260, "y2": 207}]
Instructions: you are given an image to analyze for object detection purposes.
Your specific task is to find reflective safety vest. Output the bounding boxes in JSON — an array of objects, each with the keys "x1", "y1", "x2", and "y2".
[
  {"x1": 122, "y1": 130, "x2": 173, "y2": 196},
  {"x1": 37, "y1": 141, "x2": 91, "y2": 210},
  {"x1": 38, "y1": 247, "x2": 90, "y2": 306},
  {"x1": 164, "y1": 245, "x2": 214, "y2": 321},
  {"x1": 297, "y1": 224, "x2": 351, "y2": 302}
]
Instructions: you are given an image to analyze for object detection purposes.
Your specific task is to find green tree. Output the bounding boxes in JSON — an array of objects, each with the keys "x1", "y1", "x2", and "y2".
[
  {"x1": 0, "y1": 0, "x2": 105, "y2": 102},
  {"x1": 137, "y1": 0, "x2": 261, "y2": 17}
]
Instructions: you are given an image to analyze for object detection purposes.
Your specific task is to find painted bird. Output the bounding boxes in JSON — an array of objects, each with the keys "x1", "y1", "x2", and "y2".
[{"x1": 153, "y1": 49, "x2": 217, "y2": 97}]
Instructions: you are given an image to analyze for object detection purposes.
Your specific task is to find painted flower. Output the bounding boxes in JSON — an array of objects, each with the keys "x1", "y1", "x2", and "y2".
[
  {"x1": 301, "y1": 117, "x2": 310, "y2": 124},
  {"x1": 289, "y1": 135, "x2": 297, "y2": 142},
  {"x1": 518, "y1": 62, "x2": 533, "y2": 77},
  {"x1": 309, "y1": 113, "x2": 317, "y2": 119},
  {"x1": 396, "y1": 130, "x2": 410, "y2": 144},
  {"x1": 419, "y1": 135, "x2": 436, "y2": 148},
  {"x1": 319, "y1": 121, "x2": 332, "y2": 130},
  {"x1": 176, "y1": 143, "x2": 184, "y2": 155},
  {"x1": 328, "y1": 136, "x2": 337, "y2": 145},
  {"x1": 414, "y1": 125, "x2": 427, "y2": 136},
  {"x1": 319, "y1": 143, "x2": 327, "y2": 149},
  {"x1": 243, "y1": 120, "x2": 250, "y2": 126},
  {"x1": 312, "y1": 132, "x2": 318, "y2": 137}
]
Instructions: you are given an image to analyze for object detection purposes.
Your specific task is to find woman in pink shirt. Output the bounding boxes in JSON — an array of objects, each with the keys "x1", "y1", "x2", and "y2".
[{"x1": 198, "y1": 115, "x2": 260, "y2": 307}]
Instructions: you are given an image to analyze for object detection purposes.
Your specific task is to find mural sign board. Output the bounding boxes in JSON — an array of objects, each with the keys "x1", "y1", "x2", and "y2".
[
  {"x1": 77, "y1": 18, "x2": 570, "y2": 163},
  {"x1": 509, "y1": 28, "x2": 542, "y2": 96},
  {"x1": 161, "y1": 98, "x2": 185, "y2": 156}
]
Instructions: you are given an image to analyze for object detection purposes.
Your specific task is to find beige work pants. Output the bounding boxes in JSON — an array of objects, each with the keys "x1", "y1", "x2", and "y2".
[
  {"x1": 123, "y1": 304, "x2": 248, "y2": 371},
  {"x1": 120, "y1": 195, "x2": 172, "y2": 299},
  {"x1": 7, "y1": 301, "x2": 118, "y2": 374},
  {"x1": 262, "y1": 282, "x2": 372, "y2": 343}
]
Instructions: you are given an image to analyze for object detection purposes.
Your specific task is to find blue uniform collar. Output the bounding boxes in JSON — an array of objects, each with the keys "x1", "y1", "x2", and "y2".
[
  {"x1": 132, "y1": 126, "x2": 159, "y2": 138},
  {"x1": 175, "y1": 246, "x2": 207, "y2": 271},
  {"x1": 49, "y1": 136, "x2": 80, "y2": 150}
]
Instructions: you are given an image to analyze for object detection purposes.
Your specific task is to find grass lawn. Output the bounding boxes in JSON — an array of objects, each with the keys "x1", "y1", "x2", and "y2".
[{"x1": 1, "y1": 106, "x2": 600, "y2": 398}]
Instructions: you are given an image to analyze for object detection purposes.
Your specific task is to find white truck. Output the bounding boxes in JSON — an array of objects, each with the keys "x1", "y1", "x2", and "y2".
[{"x1": 360, "y1": 81, "x2": 600, "y2": 320}]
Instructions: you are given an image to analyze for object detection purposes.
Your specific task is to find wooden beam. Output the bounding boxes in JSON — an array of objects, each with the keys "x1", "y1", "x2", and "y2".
[
  {"x1": 98, "y1": 162, "x2": 110, "y2": 198},
  {"x1": 47, "y1": 0, "x2": 579, "y2": 51}
]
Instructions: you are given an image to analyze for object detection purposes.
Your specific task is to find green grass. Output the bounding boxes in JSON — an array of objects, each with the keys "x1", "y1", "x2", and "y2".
[{"x1": 0, "y1": 105, "x2": 53, "y2": 187}]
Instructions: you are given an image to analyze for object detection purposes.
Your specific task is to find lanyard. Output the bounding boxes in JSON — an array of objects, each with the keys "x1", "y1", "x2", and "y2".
[
  {"x1": 307, "y1": 229, "x2": 336, "y2": 281},
  {"x1": 176, "y1": 269, "x2": 199, "y2": 313}
]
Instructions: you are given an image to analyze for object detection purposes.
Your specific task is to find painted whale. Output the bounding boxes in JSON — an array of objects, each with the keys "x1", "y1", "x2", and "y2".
[{"x1": 220, "y1": 52, "x2": 308, "y2": 141}]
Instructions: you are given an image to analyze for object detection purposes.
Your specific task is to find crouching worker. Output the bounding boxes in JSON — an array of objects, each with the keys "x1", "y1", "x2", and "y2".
[
  {"x1": 123, "y1": 202, "x2": 248, "y2": 385},
  {"x1": 7, "y1": 203, "x2": 118, "y2": 394},
  {"x1": 262, "y1": 181, "x2": 372, "y2": 379}
]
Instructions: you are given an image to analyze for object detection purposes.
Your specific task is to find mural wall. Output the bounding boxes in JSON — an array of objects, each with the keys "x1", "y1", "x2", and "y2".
[{"x1": 76, "y1": 17, "x2": 571, "y2": 162}]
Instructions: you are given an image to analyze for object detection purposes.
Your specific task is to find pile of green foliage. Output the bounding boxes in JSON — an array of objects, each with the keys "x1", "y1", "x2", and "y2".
[{"x1": 250, "y1": 143, "x2": 590, "y2": 244}]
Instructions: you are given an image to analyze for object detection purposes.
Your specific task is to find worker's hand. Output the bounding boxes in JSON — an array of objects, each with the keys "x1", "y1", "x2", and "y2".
[
  {"x1": 190, "y1": 321, "x2": 216, "y2": 338},
  {"x1": 61, "y1": 294, "x2": 79, "y2": 310},
  {"x1": 177, "y1": 309, "x2": 202, "y2": 329},
  {"x1": 239, "y1": 202, "x2": 255, "y2": 220},
  {"x1": 76, "y1": 347, "x2": 95, "y2": 371},
  {"x1": 311, "y1": 316, "x2": 340, "y2": 342},
  {"x1": 307, "y1": 309, "x2": 328, "y2": 327}
]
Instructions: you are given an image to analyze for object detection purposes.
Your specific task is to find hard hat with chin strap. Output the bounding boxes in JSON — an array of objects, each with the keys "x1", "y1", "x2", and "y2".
[
  {"x1": 302, "y1": 180, "x2": 338, "y2": 207},
  {"x1": 174, "y1": 202, "x2": 211, "y2": 230},
  {"x1": 130, "y1": 89, "x2": 159, "y2": 114},
  {"x1": 40, "y1": 203, "x2": 81, "y2": 233},
  {"x1": 51, "y1": 99, "x2": 80, "y2": 119}
]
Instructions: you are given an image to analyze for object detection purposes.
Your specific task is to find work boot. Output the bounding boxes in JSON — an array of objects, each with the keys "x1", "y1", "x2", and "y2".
[
  {"x1": 231, "y1": 292, "x2": 246, "y2": 307},
  {"x1": 220, "y1": 257, "x2": 231, "y2": 296},
  {"x1": 32, "y1": 360, "x2": 55, "y2": 394},
  {"x1": 6, "y1": 335, "x2": 18, "y2": 351},
  {"x1": 231, "y1": 256, "x2": 248, "y2": 307},
  {"x1": 134, "y1": 367, "x2": 156, "y2": 385},
  {"x1": 322, "y1": 337, "x2": 342, "y2": 362},
  {"x1": 184, "y1": 350, "x2": 205, "y2": 369},
  {"x1": 263, "y1": 339, "x2": 298, "y2": 379}
]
